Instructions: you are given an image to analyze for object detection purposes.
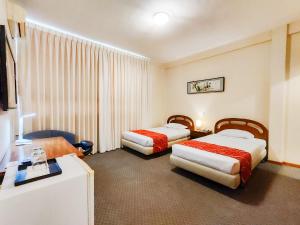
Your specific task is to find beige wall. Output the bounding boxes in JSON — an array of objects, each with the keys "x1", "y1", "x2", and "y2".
[
  {"x1": 268, "y1": 26, "x2": 288, "y2": 162},
  {"x1": 164, "y1": 42, "x2": 271, "y2": 130},
  {"x1": 285, "y1": 31, "x2": 300, "y2": 164}
]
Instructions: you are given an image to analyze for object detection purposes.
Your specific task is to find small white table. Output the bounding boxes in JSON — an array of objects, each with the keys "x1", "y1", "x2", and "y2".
[{"x1": 0, "y1": 155, "x2": 94, "y2": 225}]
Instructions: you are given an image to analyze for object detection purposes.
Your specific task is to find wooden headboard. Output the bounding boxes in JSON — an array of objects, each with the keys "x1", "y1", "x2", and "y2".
[
  {"x1": 214, "y1": 118, "x2": 268, "y2": 157},
  {"x1": 167, "y1": 115, "x2": 194, "y2": 130}
]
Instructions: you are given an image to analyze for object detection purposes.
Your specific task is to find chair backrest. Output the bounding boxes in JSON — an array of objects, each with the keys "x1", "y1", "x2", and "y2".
[{"x1": 24, "y1": 130, "x2": 76, "y2": 145}]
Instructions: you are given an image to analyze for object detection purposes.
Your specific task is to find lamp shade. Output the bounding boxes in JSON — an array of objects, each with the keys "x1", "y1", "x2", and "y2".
[{"x1": 195, "y1": 120, "x2": 202, "y2": 130}]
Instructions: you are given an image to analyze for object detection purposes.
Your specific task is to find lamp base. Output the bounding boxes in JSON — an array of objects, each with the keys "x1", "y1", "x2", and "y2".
[{"x1": 15, "y1": 139, "x2": 33, "y2": 146}]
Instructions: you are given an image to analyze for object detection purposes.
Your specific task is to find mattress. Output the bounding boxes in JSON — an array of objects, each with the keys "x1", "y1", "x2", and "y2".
[
  {"x1": 123, "y1": 127, "x2": 190, "y2": 147},
  {"x1": 172, "y1": 134, "x2": 266, "y2": 175}
]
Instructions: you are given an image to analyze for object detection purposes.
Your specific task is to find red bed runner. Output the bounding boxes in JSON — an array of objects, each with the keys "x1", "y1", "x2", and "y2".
[
  {"x1": 179, "y1": 140, "x2": 252, "y2": 184},
  {"x1": 131, "y1": 130, "x2": 168, "y2": 153}
]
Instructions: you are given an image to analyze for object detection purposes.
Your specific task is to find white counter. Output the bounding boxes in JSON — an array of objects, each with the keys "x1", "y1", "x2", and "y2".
[{"x1": 0, "y1": 155, "x2": 94, "y2": 225}]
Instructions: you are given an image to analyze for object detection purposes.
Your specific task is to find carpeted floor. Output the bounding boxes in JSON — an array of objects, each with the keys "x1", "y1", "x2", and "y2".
[{"x1": 84, "y1": 149, "x2": 300, "y2": 225}]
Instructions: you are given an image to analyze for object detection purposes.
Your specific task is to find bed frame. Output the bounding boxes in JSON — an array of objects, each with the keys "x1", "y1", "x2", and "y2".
[
  {"x1": 167, "y1": 115, "x2": 195, "y2": 130},
  {"x1": 215, "y1": 118, "x2": 268, "y2": 160},
  {"x1": 121, "y1": 115, "x2": 194, "y2": 155},
  {"x1": 170, "y1": 118, "x2": 269, "y2": 189}
]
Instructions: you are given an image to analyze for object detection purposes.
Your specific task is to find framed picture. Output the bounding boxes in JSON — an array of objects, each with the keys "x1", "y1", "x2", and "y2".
[
  {"x1": 6, "y1": 36, "x2": 17, "y2": 109},
  {"x1": 187, "y1": 77, "x2": 225, "y2": 94},
  {"x1": 0, "y1": 25, "x2": 17, "y2": 111}
]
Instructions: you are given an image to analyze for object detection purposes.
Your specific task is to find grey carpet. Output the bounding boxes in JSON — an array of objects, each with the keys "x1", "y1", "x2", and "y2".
[{"x1": 84, "y1": 149, "x2": 300, "y2": 225}]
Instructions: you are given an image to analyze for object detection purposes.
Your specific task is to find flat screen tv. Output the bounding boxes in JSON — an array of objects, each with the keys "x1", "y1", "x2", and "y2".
[{"x1": 0, "y1": 25, "x2": 17, "y2": 111}]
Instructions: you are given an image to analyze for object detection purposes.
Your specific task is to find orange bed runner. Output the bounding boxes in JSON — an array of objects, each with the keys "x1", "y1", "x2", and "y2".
[
  {"x1": 131, "y1": 130, "x2": 168, "y2": 153},
  {"x1": 179, "y1": 140, "x2": 252, "y2": 184}
]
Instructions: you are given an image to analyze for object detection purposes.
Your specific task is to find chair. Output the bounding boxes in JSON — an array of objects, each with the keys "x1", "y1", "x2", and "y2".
[
  {"x1": 73, "y1": 140, "x2": 93, "y2": 156},
  {"x1": 23, "y1": 130, "x2": 93, "y2": 156}
]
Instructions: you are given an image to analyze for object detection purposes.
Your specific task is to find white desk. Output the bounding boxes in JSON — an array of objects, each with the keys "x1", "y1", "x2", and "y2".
[{"x1": 0, "y1": 155, "x2": 94, "y2": 225}]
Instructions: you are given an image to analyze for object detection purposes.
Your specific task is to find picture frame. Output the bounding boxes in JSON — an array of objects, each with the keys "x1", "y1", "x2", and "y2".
[
  {"x1": 6, "y1": 36, "x2": 17, "y2": 109},
  {"x1": 0, "y1": 25, "x2": 17, "y2": 110},
  {"x1": 187, "y1": 77, "x2": 225, "y2": 94}
]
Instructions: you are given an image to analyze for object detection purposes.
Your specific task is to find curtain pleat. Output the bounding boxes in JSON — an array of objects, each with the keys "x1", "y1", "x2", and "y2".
[{"x1": 20, "y1": 23, "x2": 150, "y2": 154}]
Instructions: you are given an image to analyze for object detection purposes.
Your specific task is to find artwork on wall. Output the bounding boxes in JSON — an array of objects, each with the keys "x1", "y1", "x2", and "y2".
[
  {"x1": 0, "y1": 25, "x2": 17, "y2": 111},
  {"x1": 6, "y1": 37, "x2": 17, "y2": 109},
  {"x1": 187, "y1": 77, "x2": 225, "y2": 94}
]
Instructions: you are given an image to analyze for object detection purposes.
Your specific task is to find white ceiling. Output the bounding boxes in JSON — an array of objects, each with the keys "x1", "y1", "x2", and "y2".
[{"x1": 12, "y1": 0, "x2": 300, "y2": 62}]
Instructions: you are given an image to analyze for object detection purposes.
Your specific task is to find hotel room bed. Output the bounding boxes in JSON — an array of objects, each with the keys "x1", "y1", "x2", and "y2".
[
  {"x1": 122, "y1": 115, "x2": 194, "y2": 155},
  {"x1": 170, "y1": 118, "x2": 268, "y2": 189}
]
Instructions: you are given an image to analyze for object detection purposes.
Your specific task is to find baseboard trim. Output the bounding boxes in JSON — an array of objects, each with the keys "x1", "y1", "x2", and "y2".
[{"x1": 268, "y1": 160, "x2": 300, "y2": 169}]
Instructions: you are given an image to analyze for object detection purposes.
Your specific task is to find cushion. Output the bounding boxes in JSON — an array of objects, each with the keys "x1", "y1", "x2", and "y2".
[
  {"x1": 164, "y1": 123, "x2": 187, "y2": 129},
  {"x1": 217, "y1": 129, "x2": 254, "y2": 139}
]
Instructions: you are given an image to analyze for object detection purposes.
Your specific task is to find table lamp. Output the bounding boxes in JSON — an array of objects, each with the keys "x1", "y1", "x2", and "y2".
[
  {"x1": 195, "y1": 119, "x2": 202, "y2": 131},
  {"x1": 15, "y1": 112, "x2": 36, "y2": 145}
]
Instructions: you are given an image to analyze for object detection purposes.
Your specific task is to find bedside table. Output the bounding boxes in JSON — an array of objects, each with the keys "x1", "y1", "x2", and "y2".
[{"x1": 190, "y1": 130, "x2": 212, "y2": 139}]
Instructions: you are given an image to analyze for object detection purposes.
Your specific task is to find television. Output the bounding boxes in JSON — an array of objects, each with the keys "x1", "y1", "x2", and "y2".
[{"x1": 0, "y1": 24, "x2": 17, "y2": 111}]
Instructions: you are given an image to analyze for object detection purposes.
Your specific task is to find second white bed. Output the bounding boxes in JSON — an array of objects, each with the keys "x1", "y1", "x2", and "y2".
[
  {"x1": 172, "y1": 134, "x2": 267, "y2": 175},
  {"x1": 123, "y1": 127, "x2": 190, "y2": 147}
]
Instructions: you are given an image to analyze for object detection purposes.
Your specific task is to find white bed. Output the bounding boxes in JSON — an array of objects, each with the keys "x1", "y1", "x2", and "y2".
[
  {"x1": 123, "y1": 127, "x2": 190, "y2": 147},
  {"x1": 172, "y1": 134, "x2": 266, "y2": 174},
  {"x1": 170, "y1": 118, "x2": 268, "y2": 189},
  {"x1": 122, "y1": 115, "x2": 194, "y2": 155}
]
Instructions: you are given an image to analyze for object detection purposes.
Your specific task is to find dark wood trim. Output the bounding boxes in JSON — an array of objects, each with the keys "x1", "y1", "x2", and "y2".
[
  {"x1": 190, "y1": 130, "x2": 212, "y2": 139},
  {"x1": 268, "y1": 160, "x2": 282, "y2": 166},
  {"x1": 214, "y1": 118, "x2": 269, "y2": 160},
  {"x1": 0, "y1": 25, "x2": 8, "y2": 111},
  {"x1": 167, "y1": 115, "x2": 195, "y2": 130},
  {"x1": 268, "y1": 160, "x2": 300, "y2": 169}
]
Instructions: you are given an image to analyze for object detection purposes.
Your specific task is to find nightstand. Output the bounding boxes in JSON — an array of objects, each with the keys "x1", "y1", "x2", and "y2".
[{"x1": 190, "y1": 130, "x2": 212, "y2": 139}]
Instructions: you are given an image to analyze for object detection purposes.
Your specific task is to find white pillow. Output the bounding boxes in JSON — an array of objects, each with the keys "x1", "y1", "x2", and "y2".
[
  {"x1": 164, "y1": 123, "x2": 187, "y2": 129},
  {"x1": 218, "y1": 129, "x2": 254, "y2": 139}
]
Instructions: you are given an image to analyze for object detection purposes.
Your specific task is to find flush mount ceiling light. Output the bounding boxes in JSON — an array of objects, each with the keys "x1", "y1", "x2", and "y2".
[{"x1": 153, "y1": 12, "x2": 170, "y2": 26}]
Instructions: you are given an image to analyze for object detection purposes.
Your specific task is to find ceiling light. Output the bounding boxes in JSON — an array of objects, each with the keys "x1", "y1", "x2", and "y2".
[{"x1": 153, "y1": 12, "x2": 169, "y2": 26}]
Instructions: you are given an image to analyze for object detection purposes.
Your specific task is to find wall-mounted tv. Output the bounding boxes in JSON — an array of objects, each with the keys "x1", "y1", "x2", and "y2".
[{"x1": 0, "y1": 25, "x2": 17, "y2": 111}]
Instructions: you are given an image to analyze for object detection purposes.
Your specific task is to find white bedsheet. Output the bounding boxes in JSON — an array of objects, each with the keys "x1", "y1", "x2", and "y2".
[
  {"x1": 122, "y1": 127, "x2": 190, "y2": 147},
  {"x1": 172, "y1": 134, "x2": 266, "y2": 175}
]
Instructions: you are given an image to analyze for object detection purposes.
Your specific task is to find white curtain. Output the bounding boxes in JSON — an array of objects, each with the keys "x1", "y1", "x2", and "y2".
[{"x1": 19, "y1": 23, "x2": 150, "y2": 153}]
